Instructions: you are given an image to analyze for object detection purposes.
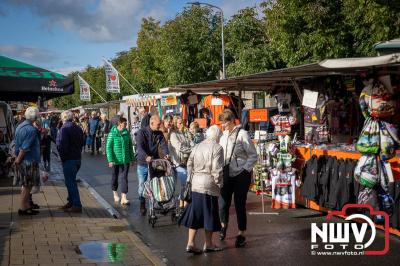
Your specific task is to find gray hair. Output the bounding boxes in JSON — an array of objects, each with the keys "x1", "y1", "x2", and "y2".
[
  {"x1": 61, "y1": 110, "x2": 74, "y2": 122},
  {"x1": 206, "y1": 125, "x2": 221, "y2": 142},
  {"x1": 24, "y1": 107, "x2": 39, "y2": 121}
]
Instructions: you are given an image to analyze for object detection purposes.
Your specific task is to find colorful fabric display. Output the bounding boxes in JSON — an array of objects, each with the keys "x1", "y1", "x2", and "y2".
[
  {"x1": 270, "y1": 114, "x2": 296, "y2": 136},
  {"x1": 271, "y1": 168, "x2": 297, "y2": 209},
  {"x1": 356, "y1": 118, "x2": 380, "y2": 154},
  {"x1": 359, "y1": 78, "x2": 395, "y2": 119},
  {"x1": 354, "y1": 155, "x2": 379, "y2": 189}
]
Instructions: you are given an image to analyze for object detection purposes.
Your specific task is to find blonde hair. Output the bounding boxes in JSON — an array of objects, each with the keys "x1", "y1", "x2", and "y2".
[
  {"x1": 189, "y1": 121, "x2": 200, "y2": 131},
  {"x1": 218, "y1": 109, "x2": 235, "y2": 123}
]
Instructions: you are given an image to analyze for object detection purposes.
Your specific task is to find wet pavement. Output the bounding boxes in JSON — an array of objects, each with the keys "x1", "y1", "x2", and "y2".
[
  {"x1": 0, "y1": 156, "x2": 163, "y2": 266},
  {"x1": 79, "y1": 152, "x2": 400, "y2": 266}
]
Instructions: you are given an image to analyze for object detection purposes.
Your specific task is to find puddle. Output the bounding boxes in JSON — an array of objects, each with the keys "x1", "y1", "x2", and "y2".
[{"x1": 76, "y1": 242, "x2": 128, "y2": 262}]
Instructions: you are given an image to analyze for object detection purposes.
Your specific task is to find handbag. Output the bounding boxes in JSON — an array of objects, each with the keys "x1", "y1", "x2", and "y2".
[
  {"x1": 182, "y1": 172, "x2": 193, "y2": 202},
  {"x1": 223, "y1": 128, "x2": 241, "y2": 180},
  {"x1": 182, "y1": 145, "x2": 199, "y2": 202}
]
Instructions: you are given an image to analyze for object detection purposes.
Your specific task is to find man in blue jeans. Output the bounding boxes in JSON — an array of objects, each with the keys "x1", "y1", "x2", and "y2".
[
  {"x1": 57, "y1": 111, "x2": 84, "y2": 213},
  {"x1": 135, "y1": 115, "x2": 169, "y2": 215}
]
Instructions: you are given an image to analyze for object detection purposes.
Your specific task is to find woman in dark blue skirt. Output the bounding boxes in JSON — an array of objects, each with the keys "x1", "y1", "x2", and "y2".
[{"x1": 179, "y1": 125, "x2": 224, "y2": 255}]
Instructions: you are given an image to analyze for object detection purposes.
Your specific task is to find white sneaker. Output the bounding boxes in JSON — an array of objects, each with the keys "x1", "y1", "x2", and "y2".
[
  {"x1": 113, "y1": 191, "x2": 120, "y2": 203},
  {"x1": 121, "y1": 193, "x2": 130, "y2": 205}
]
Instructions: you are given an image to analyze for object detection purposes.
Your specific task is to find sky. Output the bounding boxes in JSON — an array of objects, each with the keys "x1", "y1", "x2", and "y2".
[{"x1": 0, "y1": 0, "x2": 264, "y2": 75}]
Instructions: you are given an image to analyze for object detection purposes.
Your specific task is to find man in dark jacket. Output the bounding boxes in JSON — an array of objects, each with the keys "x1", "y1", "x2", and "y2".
[
  {"x1": 135, "y1": 115, "x2": 169, "y2": 215},
  {"x1": 88, "y1": 111, "x2": 100, "y2": 155},
  {"x1": 57, "y1": 111, "x2": 84, "y2": 213}
]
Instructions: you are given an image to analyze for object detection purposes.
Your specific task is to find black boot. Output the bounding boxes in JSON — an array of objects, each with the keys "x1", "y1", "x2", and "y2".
[{"x1": 220, "y1": 226, "x2": 227, "y2": 241}]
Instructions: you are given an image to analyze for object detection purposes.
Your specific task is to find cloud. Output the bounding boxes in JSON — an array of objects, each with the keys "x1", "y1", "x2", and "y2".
[
  {"x1": 4, "y1": 0, "x2": 146, "y2": 43},
  {"x1": 56, "y1": 66, "x2": 85, "y2": 76},
  {"x1": 0, "y1": 44, "x2": 57, "y2": 63}
]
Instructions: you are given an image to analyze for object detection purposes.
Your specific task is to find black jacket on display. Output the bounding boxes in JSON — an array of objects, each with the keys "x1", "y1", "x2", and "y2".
[
  {"x1": 390, "y1": 181, "x2": 400, "y2": 229},
  {"x1": 319, "y1": 156, "x2": 333, "y2": 207},
  {"x1": 335, "y1": 159, "x2": 355, "y2": 211},
  {"x1": 301, "y1": 155, "x2": 319, "y2": 201},
  {"x1": 327, "y1": 157, "x2": 340, "y2": 209}
]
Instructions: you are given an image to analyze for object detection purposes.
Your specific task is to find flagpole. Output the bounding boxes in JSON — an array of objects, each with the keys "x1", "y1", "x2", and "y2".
[
  {"x1": 78, "y1": 74, "x2": 107, "y2": 103},
  {"x1": 103, "y1": 58, "x2": 140, "y2": 95},
  {"x1": 90, "y1": 86, "x2": 107, "y2": 103}
]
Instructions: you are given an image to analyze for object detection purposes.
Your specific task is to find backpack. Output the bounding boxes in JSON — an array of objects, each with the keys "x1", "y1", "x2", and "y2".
[
  {"x1": 360, "y1": 78, "x2": 395, "y2": 119},
  {"x1": 354, "y1": 155, "x2": 379, "y2": 189},
  {"x1": 356, "y1": 118, "x2": 380, "y2": 154}
]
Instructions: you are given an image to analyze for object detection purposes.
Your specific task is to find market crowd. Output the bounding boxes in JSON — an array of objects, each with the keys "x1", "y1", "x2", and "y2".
[{"x1": 12, "y1": 106, "x2": 257, "y2": 254}]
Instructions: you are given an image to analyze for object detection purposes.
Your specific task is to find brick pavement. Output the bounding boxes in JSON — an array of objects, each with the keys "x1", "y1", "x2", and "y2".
[{"x1": 0, "y1": 158, "x2": 165, "y2": 266}]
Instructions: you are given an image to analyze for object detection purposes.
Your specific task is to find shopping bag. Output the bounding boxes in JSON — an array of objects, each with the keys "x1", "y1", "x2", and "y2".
[
  {"x1": 356, "y1": 118, "x2": 380, "y2": 154},
  {"x1": 379, "y1": 122, "x2": 397, "y2": 161},
  {"x1": 149, "y1": 176, "x2": 174, "y2": 203},
  {"x1": 354, "y1": 155, "x2": 379, "y2": 189},
  {"x1": 360, "y1": 77, "x2": 395, "y2": 119}
]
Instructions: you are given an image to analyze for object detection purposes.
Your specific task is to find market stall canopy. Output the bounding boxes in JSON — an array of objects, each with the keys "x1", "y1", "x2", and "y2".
[
  {"x1": 0, "y1": 55, "x2": 74, "y2": 101},
  {"x1": 374, "y1": 39, "x2": 400, "y2": 55},
  {"x1": 162, "y1": 53, "x2": 400, "y2": 93},
  {"x1": 68, "y1": 100, "x2": 123, "y2": 111}
]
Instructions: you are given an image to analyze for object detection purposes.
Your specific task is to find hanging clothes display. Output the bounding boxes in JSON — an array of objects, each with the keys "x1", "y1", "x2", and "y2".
[
  {"x1": 267, "y1": 136, "x2": 299, "y2": 209},
  {"x1": 180, "y1": 92, "x2": 202, "y2": 125},
  {"x1": 303, "y1": 92, "x2": 329, "y2": 144},
  {"x1": 271, "y1": 168, "x2": 297, "y2": 209},
  {"x1": 301, "y1": 155, "x2": 359, "y2": 210},
  {"x1": 274, "y1": 93, "x2": 292, "y2": 114},
  {"x1": 270, "y1": 115, "x2": 296, "y2": 136},
  {"x1": 203, "y1": 94, "x2": 230, "y2": 125}
]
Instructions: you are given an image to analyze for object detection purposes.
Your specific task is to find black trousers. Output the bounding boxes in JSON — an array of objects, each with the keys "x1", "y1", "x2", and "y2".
[
  {"x1": 219, "y1": 170, "x2": 251, "y2": 231},
  {"x1": 42, "y1": 149, "x2": 51, "y2": 163},
  {"x1": 111, "y1": 164, "x2": 129, "y2": 194}
]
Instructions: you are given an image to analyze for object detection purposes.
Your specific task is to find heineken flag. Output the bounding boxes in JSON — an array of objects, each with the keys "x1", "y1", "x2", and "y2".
[
  {"x1": 0, "y1": 55, "x2": 74, "y2": 101},
  {"x1": 104, "y1": 59, "x2": 120, "y2": 93},
  {"x1": 78, "y1": 75, "x2": 91, "y2": 101}
]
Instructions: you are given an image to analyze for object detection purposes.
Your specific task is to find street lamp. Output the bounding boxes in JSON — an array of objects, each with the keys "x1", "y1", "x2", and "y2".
[{"x1": 187, "y1": 1, "x2": 226, "y2": 79}]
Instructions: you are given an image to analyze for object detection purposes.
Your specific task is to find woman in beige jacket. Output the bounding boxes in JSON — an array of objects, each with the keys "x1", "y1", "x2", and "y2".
[{"x1": 178, "y1": 125, "x2": 224, "y2": 255}]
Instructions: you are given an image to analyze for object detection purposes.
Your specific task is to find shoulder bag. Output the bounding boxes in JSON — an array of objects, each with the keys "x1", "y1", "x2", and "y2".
[{"x1": 223, "y1": 128, "x2": 241, "y2": 181}]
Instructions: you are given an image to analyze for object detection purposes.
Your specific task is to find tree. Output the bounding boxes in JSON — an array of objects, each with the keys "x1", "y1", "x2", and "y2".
[
  {"x1": 342, "y1": 0, "x2": 400, "y2": 56},
  {"x1": 160, "y1": 6, "x2": 222, "y2": 84},
  {"x1": 134, "y1": 18, "x2": 165, "y2": 92},
  {"x1": 225, "y1": 7, "x2": 284, "y2": 76},
  {"x1": 262, "y1": 0, "x2": 354, "y2": 66}
]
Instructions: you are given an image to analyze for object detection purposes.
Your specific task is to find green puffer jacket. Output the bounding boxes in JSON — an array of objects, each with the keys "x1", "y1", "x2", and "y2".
[{"x1": 106, "y1": 126, "x2": 134, "y2": 165}]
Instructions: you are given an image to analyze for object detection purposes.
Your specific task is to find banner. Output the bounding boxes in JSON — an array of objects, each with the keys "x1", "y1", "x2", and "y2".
[
  {"x1": 104, "y1": 60, "x2": 120, "y2": 93},
  {"x1": 78, "y1": 75, "x2": 91, "y2": 101},
  {"x1": 161, "y1": 95, "x2": 177, "y2": 106}
]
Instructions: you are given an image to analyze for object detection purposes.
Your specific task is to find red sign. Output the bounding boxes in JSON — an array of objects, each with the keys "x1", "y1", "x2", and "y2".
[{"x1": 249, "y1": 109, "x2": 268, "y2": 122}]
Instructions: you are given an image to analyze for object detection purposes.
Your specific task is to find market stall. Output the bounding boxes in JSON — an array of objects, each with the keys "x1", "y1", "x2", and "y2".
[{"x1": 162, "y1": 53, "x2": 400, "y2": 236}]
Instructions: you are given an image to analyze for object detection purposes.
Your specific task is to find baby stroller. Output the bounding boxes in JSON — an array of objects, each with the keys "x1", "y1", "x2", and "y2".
[{"x1": 144, "y1": 159, "x2": 178, "y2": 227}]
